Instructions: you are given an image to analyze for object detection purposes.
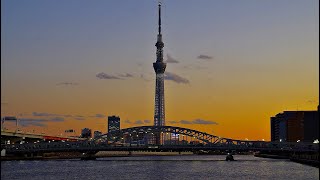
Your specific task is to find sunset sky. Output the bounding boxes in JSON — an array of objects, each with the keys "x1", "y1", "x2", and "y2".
[{"x1": 1, "y1": 0, "x2": 319, "y2": 141}]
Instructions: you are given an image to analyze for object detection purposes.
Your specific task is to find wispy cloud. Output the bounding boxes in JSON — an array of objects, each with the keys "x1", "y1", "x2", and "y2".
[
  {"x1": 96, "y1": 72, "x2": 136, "y2": 80},
  {"x1": 56, "y1": 82, "x2": 79, "y2": 86},
  {"x1": 96, "y1": 72, "x2": 123, "y2": 80},
  {"x1": 180, "y1": 120, "x2": 193, "y2": 124},
  {"x1": 124, "y1": 120, "x2": 132, "y2": 124},
  {"x1": 192, "y1": 119, "x2": 218, "y2": 125},
  {"x1": 133, "y1": 120, "x2": 144, "y2": 125},
  {"x1": 197, "y1": 55, "x2": 213, "y2": 60},
  {"x1": 118, "y1": 73, "x2": 134, "y2": 78},
  {"x1": 50, "y1": 117, "x2": 65, "y2": 122},
  {"x1": 74, "y1": 117, "x2": 85, "y2": 121},
  {"x1": 32, "y1": 112, "x2": 55, "y2": 117},
  {"x1": 144, "y1": 120, "x2": 151, "y2": 123},
  {"x1": 164, "y1": 72, "x2": 189, "y2": 84},
  {"x1": 19, "y1": 118, "x2": 48, "y2": 127},
  {"x1": 123, "y1": 119, "x2": 151, "y2": 124},
  {"x1": 93, "y1": 114, "x2": 106, "y2": 118},
  {"x1": 166, "y1": 54, "x2": 179, "y2": 63},
  {"x1": 168, "y1": 120, "x2": 178, "y2": 124},
  {"x1": 167, "y1": 119, "x2": 218, "y2": 125}
]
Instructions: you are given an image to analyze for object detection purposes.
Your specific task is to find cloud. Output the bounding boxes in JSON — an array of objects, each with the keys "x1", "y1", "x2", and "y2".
[
  {"x1": 166, "y1": 54, "x2": 179, "y2": 63},
  {"x1": 124, "y1": 120, "x2": 132, "y2": 124},
  {"x1": 32, "y1": 112, "x2": 77, "y2": 118},
  {"x1": 50, "y1": 117, "x2": 65, "y2": 122},
  {"x1": 18, "y1": 118, "x2": 48, "y2": 127},
  {"x1": 96, "y1": 72, "x2": 123, "y2": 80},
  {"x1": 56, "y1": 82, "x2": 79, "y2": 86},
  {"x1": 93, "y1": 114, "x2": 106, "y2": 118},
  {"x1": 74, "y1": 117, "x2": 85, "y2": 121},
  {"x1": 192, "y1": 119, "x2": 218, "y2": 125},
  {"x1": 32, "y1": 112, "x2": 55, "y2": 117},
  {"x1": 180, "y1": 120, "x2": 193, "y2": 124},
  {"x1": 123, "y1": 119, "x2": 151, "y2": 125},
  {"x1": 144, "y1": 120, "x2": 151, "y2": 123},
  {"x1": 164, "y1": 72, "x2": 189, "y2": 84},
  {"x1": 167, "y1": 119, "x2": 218, "y2": 125},
  {"x1": 118, "y1": 73, "x2": 134, "y2": 78},
  {"x1": 197, "y1": 55, "x2": 213, "y2": 60},
  {"x1": 168, "y1": 120, "x2": 178, "y2": 124},
  {"x1": 133, "y1": 120, "x2": 144, "y2": 125}
]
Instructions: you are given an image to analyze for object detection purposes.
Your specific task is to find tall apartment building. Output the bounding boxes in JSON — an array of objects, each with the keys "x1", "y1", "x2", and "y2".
[
  {"x1": 108, "y1": 115, "x2": 120, "y2": 133},
  {"x1": 270, "y1": 106, "x2": 319, "y2": 142}
]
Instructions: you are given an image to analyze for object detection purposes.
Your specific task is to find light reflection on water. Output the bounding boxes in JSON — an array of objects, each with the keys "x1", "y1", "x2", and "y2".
[{"x1": 1, "y1": 155, "x2": 318, "y2": 180}]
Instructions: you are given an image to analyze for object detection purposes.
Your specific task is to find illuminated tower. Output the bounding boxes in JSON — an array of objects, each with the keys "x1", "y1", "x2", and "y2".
[{"x1": 153, "y1": 2, "x2": 166, "y2": 128}]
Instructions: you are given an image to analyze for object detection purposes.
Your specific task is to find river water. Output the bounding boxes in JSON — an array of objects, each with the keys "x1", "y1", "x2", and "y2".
[{"x1": 1, "y1": 155, "x2": 318, "y2": 180}]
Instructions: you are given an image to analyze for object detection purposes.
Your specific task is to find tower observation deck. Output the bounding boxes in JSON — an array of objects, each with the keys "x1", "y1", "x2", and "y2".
[{"x1": 153, "y1": 2, "x2": 166, "y2": 144}]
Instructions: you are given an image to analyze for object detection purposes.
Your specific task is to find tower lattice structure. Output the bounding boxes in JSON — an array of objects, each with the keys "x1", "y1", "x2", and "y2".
[{"x1": 153, "y1": 2, "x2": 166, "y2": 130}]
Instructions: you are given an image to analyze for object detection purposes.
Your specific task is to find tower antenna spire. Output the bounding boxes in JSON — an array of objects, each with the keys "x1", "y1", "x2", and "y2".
[{"x1": 158, "y1": 1, "x2": 162, "y2": 34}]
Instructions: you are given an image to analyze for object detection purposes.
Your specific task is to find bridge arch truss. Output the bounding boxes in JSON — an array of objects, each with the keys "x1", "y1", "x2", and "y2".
[{"x1": 95, "y1": 126, "x2": 265, "y2": 147}]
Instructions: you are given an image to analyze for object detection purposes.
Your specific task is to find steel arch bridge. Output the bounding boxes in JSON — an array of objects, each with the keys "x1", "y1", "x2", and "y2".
[
  {"x1": 3, "y1": 126, "x2": 318, "y2": 155},
  {"x1": 95, "y1": 126, "x2": 265, "y2": 147}
]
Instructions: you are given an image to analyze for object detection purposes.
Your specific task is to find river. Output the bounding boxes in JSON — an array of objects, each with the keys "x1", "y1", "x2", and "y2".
[{"x1": 1, "y1": 155, "x2": 318, "y2": 180}]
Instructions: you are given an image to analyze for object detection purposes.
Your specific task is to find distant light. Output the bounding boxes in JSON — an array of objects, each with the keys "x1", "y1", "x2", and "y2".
[
  {"x1": 245, "y1": 138, "x2": 248, "y2": 141},
  {"x1": 262, "y1": 139, "x2": 265, "y2": 141},
  {"x1": 280, "y1": 139, "x2": 282, "y2": 142},
  {"x1": 313, "y1": 139, "x2": 319, "y2": 144},
  {"x1": 297, "y1": 140, "x2": 300, "y2": 143}
]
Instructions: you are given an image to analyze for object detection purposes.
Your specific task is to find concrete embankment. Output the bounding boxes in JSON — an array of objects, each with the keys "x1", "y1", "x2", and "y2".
[{"x1": 290, "y1": 153, "x2": 319, "y2": 167}]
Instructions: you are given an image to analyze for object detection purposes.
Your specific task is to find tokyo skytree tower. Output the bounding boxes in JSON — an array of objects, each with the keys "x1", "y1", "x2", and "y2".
[{"x1": 153, "y1": 2, "x2": 166, "y2": 128}]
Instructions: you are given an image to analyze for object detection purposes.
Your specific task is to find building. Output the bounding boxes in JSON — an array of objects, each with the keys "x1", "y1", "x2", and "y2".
[
  {"x1": 80, "y1": 128, "x2": 92, "y2": 139},
  {"x1": 270, "y1": 106, "x2": 319, "y2": 142},
  {"x1": 108, "y1": 115, "x2": 120, "y2": 133},
  {"x1": 152, "y1": 2, "x2": 166, "y2": 145},
  {"x1": 270, "y1": 117, "x2": 279, "y2": 141},
  {"x1": 303, "y1": 106, "x2": 319, "y2": 142},
  {"x1": 94, "y1": 131, "x2": 102, "y2": 139}
]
